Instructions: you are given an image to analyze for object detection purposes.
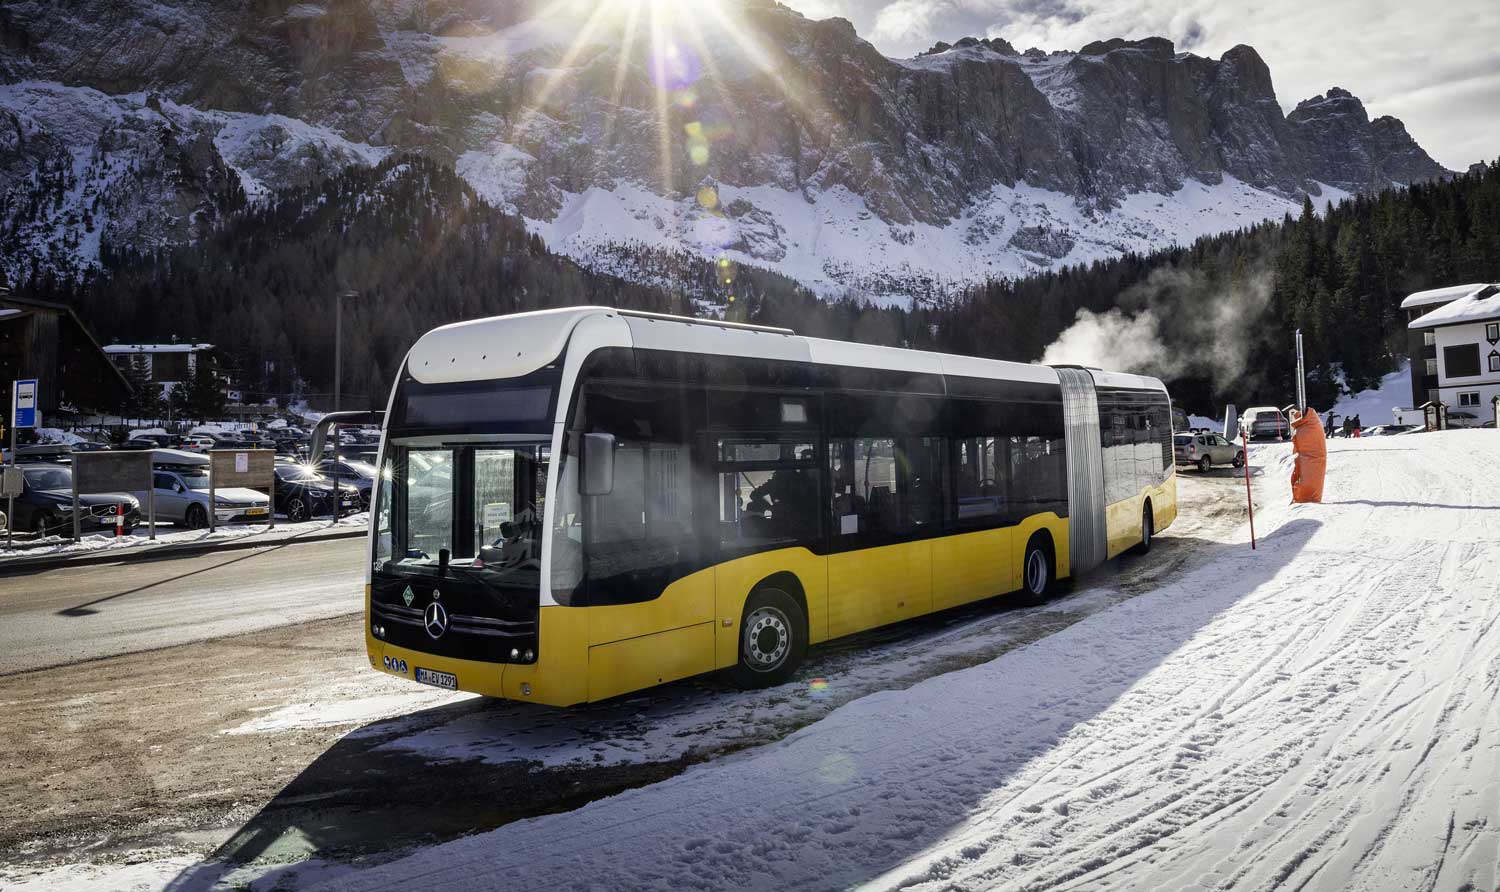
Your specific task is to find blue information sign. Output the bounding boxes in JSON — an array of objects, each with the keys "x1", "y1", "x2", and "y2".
[{"x1": 13, "y1": 379, "x2": 37, "y2": 429}]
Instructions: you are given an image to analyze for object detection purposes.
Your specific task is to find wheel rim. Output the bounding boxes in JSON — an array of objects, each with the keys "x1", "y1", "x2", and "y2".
[
  {"x1": 743, "y1": 606, "x2": 791, "y2": 672},
  {"x1": 1026, "y1": 549, "x2": 1047, "y2": 594},
  {"x1": 289, "y1": 499, "x2": 306, "y2": 521},
  {"x1": 188, "y1": 506, "x2": 205, "y2": 528}
]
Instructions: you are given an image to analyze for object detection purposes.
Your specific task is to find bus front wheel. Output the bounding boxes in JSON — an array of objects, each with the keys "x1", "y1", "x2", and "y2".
[{"x1": 729, "y1": 587, "x2": 807, "y2": 689}]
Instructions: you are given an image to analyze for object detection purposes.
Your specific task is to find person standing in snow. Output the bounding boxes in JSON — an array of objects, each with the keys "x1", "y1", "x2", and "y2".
[{"x1": 1290, "y1": 406, "x2": 1327, "y2": 503}]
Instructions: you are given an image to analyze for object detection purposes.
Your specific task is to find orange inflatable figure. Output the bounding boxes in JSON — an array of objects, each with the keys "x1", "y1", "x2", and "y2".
[{"x1": 1289, "y1": 407, "x2": 1327, "y2": 503}]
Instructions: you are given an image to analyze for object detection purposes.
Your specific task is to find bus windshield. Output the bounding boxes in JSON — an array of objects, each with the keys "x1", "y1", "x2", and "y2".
[{"x1": 375, "y1": 441, "x2": 550, "y2": 589}]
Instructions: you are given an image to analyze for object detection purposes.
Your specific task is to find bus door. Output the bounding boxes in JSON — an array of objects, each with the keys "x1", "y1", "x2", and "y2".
[{"x1": 825, "y1": 435, "x2": 938, "y2": 638}]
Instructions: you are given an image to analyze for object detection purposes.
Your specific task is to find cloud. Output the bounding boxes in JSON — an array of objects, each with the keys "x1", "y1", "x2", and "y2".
[{"x1": 779, "y1": 0, "x2": 1499, "y2": 169}]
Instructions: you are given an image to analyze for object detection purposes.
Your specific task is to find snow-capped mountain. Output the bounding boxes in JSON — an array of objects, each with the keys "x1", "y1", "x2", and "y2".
[{"x1": 0, "y1": 0, "x2": 1452, "y2": 297}]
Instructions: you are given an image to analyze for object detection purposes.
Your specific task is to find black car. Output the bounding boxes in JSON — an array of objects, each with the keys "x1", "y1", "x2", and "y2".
[
  {"x1": 10, "y1": 464, "x2": 142, "y2": 536},
  {"x1": 273, "y1": 464, "x2": 361, "y2": 522},
  {"x1": 119, "y1": 437, "x2": 162, "y2": 450},
  {"x1": 314, "y1": 458, "x2": 377, "y2": 510}
]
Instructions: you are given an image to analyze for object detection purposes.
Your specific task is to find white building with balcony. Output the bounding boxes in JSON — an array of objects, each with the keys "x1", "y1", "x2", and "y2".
[{"x1": 1408, "y1": 284, "x2": 1500, "y2": 427}]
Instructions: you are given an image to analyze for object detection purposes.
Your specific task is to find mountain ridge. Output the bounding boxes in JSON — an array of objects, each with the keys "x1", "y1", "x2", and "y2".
[{"x1": 0, "y1": 0, "x2": 1454, "y2": 296}]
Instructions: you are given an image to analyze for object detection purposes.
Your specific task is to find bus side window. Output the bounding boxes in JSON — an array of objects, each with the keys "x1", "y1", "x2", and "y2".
[{"x1": 953, "y1": 436, "x2": 1002, "y2": 521}]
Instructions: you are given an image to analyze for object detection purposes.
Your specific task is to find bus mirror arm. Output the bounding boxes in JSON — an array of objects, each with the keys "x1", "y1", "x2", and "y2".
[{"x1": 581, "y1": 433, "x2": 616, "y2": 496}]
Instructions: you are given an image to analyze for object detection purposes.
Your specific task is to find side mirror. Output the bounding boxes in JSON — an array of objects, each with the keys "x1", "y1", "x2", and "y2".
[
  {"x1": 174, "y1": 483, "x2": 185, "y2": 493},
  {"x1": 580, "y1": 433, "x2": 615, "y2": 496}
]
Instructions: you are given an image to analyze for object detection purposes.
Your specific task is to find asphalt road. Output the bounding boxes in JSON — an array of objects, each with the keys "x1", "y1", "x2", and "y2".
[{"x1": 0, "y1": 537, "x2": 367, "y2": 673}]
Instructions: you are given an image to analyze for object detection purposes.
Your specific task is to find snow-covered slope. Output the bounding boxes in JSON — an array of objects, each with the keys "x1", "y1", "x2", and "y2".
[
  {"x1": 0, "y1": 81, "x2": 388, "y2": 277},
  {"x1": 516, "y1": 174, "x2": 1351, "y2": 301},
  {"x1": 311, "y1": 430, "x2": 1500, "y2": 892}
]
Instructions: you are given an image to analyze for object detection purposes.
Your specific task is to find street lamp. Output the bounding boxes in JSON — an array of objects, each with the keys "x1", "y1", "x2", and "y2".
[
  {"x1": 330, "y1": 290, "x2": 358, "y2": 525},
  {"x1": 334, "y1": 290, "x2": 358, "y2": 412}
]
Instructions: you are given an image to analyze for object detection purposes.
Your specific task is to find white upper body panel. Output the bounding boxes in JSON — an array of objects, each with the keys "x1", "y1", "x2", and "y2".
[
  {"x1": 1087, "y1": 368, "x2": 1170, "y2": 393},
  {"x1": 403, "y1": 307, "x2": 1160, "y2": 396}
]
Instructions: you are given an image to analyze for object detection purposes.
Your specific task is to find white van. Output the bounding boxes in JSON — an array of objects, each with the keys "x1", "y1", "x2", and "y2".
[{"x1": 1240, "y1": 406, "x2": 1288, "y2": 441}]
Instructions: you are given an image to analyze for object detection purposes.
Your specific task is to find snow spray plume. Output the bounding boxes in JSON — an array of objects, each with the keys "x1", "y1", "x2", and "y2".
[{"x1": 1040, "y1": 265, "x2": 1274, "y2": 394}]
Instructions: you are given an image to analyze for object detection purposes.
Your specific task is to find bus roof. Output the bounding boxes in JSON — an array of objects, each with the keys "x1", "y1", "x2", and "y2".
[{"x1": 405, "y1": 307, "x2": 1167, "y2": 394}]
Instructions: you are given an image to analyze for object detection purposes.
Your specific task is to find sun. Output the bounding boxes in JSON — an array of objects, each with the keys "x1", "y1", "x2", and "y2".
[{"x1": 509, "y1": 0, "x2": 815, "y2": 205}]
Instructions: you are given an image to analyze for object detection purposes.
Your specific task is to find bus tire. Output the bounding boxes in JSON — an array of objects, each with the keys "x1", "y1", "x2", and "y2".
[
  {"x1": 1134, "y1": 502, "x2": 1154, "y2": 555},
  {"x1": 729, "y1": 586, "x2": 807, "y2": 689},
  {"x1": 1021, "y1": 534, "x2": 1054, "y2": 602}
]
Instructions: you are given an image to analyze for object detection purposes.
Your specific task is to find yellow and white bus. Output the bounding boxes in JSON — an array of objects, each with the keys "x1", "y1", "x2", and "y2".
[{"x1": 366, "y1": 308, "x2": 1176, "y2": 705}]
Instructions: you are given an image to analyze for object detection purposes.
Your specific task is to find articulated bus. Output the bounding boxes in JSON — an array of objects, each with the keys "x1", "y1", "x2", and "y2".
[{"x1": 366, "y1": 308, "x2": 1176, "y2": 705}]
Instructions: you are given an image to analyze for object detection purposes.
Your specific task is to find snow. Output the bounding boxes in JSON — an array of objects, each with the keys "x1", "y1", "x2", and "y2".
[
  {"x1": 35, "y1": 427, "x2": 86, "y2": 446},
  {"x1": 0, "y1": 81, "x2": 390, "y2": 279},
  {"x1": 224, "y1": 689, "x2": 474, "y2": 736},
  {"x1": 1408, "y1": 283, "x2": 1500, "y2": 328},
  {"x1": 1399, "y1": 282, "x2": 1492, "y2": 310},
  {"x1": 104, "y1": 343, "x2": 213, "y2": 354},
  {"x1": 1330, "y1": 362, "x2": 1415, "y2": 424},
  {"x1": 0, "y1": 512, "x2": 368, "y2": 563},
  {"x1": 309, "y1": 431, "x2": 1500, "y2": 892},
  {"x1": 527, "y1": 175, "x2": 1346, "y2": 305}
]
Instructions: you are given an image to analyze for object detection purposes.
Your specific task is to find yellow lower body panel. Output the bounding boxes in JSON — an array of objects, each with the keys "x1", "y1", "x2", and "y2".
[
  {"x1": 365, "y1": 508, "x2": 1090, "y2": 706},
  {"x1": 587, "y1": 622, "x2": 717, "y2": 701},
  {"x1": 931, "y1": 527, "x2": 1011, "y2": 612},
  {"x1": 826, "y1": 539, "x2": 931, "y2": 639},
  {"x1": 1105, "y1": 474, "x2": 1178, "y2": 559}
]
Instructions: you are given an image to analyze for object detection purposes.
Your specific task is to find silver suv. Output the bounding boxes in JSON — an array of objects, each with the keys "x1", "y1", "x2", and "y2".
[{"x1": 1174, "y1": 432, "x2": 1244, "y2": 471}]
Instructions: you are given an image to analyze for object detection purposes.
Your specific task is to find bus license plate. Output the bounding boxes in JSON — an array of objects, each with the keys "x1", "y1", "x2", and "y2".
[{"x1": 414, "y1": 667, "x2": 457, "y2": 690}]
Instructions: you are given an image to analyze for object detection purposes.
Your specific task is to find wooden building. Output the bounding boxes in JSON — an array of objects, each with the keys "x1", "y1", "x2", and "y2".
[{"x1": 0, "y1": 294, "x2": 132, "y2": 425}]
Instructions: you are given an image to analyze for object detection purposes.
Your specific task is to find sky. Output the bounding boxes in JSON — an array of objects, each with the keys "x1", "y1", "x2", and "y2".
[{"x1": 779, "y1": 0, "x2": 1497, "y2": 171}]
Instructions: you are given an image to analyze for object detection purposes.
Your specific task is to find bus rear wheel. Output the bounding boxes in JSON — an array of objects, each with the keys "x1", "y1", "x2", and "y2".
[
  {"x1": 1134, "y1": 503, "x2": 1154, "y2": 555},
  {"x1": 729, "y1": 587, "x2": 806, "y2": 689},
  {"x1": 1021, "y1": 535, "x2": 1054, "y2": 602}
]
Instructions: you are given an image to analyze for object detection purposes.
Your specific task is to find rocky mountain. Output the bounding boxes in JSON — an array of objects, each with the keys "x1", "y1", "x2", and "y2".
[{"x1": 0, "y1": 0, "x2": 1454, "y2": 298}]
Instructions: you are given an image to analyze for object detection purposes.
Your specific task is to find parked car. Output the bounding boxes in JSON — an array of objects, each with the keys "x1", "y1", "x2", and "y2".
[
  {"x1": 314, "y1": 458, "x2": 377, "y2": 509},
  {"x1": 181, "y1": 435, "x2": 217, "y2": 453},
  {"x1": 119, "y1": 437, "x2": 163, "y2": 451},
  {"x1": 1365, "y1": 424, "x2": 1417, "y2": 437},
  {"x1": 272, "y1": 464, "x2": 361, "y2": 522},
  {"x1": 1239, "y1": 406, "x2": 1288, "y2": 441},
  {"x1": 1175, "y1": 432, "x2": 1244, "y2": 471},
  {"x1": 129, "y1": 465, "x2": 272, "y2": 528},
  {"x1": 69, "y1": 440, "x2": 112, "y2": 452},
  {"x1": 9, "y1": 464, "x2": 141, "y2": 536},
  {"x1": 12, "y1": 445, "x2": 75, "y2": 464},
  {"x1": 1447, "y1": 410, "x2": 1482, "y2": 429}
]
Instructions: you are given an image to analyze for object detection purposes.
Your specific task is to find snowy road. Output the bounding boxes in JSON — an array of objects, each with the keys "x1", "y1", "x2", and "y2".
[{"x1": 316, "y1": 432, "x2": 1500, "y2": 892}]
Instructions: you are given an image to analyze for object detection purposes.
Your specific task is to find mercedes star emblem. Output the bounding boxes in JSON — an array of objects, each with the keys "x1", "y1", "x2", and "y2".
[{"x1": 424, "y1": 600, "x2": 449, "y2": 639}]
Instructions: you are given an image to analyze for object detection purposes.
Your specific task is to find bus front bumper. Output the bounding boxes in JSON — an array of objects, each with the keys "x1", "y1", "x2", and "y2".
[{"x1": 366, "y1": 597, "x2": 590, "y2": 707}]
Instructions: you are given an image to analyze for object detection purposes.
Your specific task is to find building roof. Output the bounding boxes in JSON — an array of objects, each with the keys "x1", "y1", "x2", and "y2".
[
  {"x1": 1400, "y1": 283, "x2": 1493, "y2": 310},
  {"x1": 1408, "y1": 284, "x2": 1500, "y2": 329},
  {"x1": 103, "y1": 343, "x2": 214, "y2": 354}
]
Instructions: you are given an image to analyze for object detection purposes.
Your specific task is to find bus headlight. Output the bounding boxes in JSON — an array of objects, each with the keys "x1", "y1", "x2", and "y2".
[
  {"x1": 373, "y1": 624, "x2": 385, "y2": 639},
  {"x1": 510, "y1": 648, "x2": 520, "y2": 660},
  {"x1": 523, "y1": 649, "x2": 535, "y2": 662}
]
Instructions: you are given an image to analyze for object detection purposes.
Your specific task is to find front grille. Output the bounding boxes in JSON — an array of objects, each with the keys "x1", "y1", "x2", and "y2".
[{"x1": 371, "y1": 571, "x2": 539, "y2": 663}]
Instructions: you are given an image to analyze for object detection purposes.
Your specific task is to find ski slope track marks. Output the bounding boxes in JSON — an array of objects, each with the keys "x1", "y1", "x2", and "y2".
[{"x1": 315, "y1": 431, "x2": 1500, "y2": 892}]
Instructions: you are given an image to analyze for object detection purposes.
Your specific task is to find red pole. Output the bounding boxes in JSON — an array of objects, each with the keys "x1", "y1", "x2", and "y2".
[
  {"x1": 1241, "y1": 430, "x2": 1256, "y2": 550},
  {"x1": 115, "y1": 502, "x2": 124, "y2": 538}
]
